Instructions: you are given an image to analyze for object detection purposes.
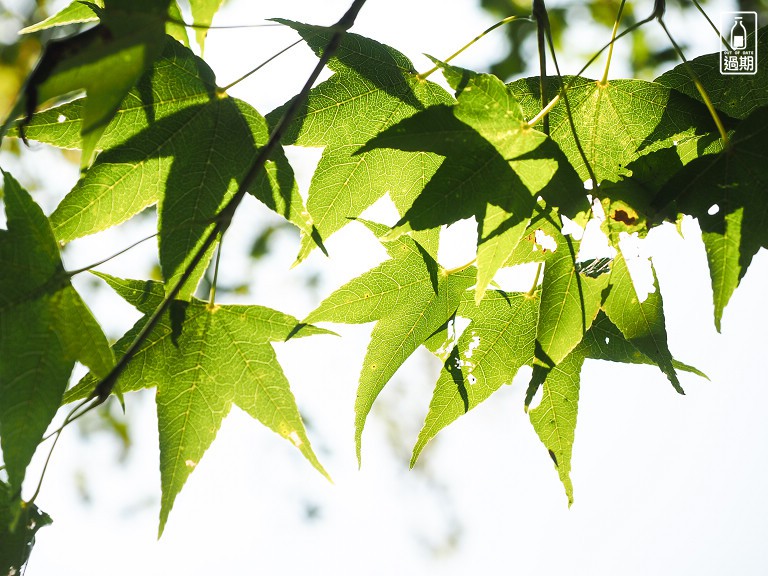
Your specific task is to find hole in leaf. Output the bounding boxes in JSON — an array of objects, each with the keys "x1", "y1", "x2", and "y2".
[
  {"x1": 708, "y1": 204, "x2": 720, "y2": 216},
  {"x1": 534, "y1": 229, "x2": 557, "y2": 253},
  {"x1": 464, "y1": 334, "x2": 480, "y2": 358},
  {"x1": 57, "y1": 114, "x2": 66, "y2": 123},
  {"x1": 528, "y1": 381, "x2": 544, "y2": 410},
  {"x1": 288, "y1": 431, "x2": 302, "y2": 447}
]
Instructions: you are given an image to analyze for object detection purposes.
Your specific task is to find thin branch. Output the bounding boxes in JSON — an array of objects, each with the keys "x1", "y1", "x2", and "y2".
[
  {"x1": 534, "y1": 0, "x2": 599, "y2": 188},
  {"x1": 533, "y1": 0, "x2": 549, "y2": 135},
  {"x1": 65, "y1": 231, "x2": 159, "y2": 277},
  {"x1": 418, "y1": 15, "x2": 531, "y2": 80},
  {"x1": 166, "y1": 17, "x2": 282, "y2": 30},
  {"x1": 657, "y1": 18, "x2": 729, "y2": 146},
  {"x1": 220, "y1": 39, "x2": 302, "y2": 93},
  {"x1": 527, "y1": 0, "x2": 664, "y2": 129},
  {"x1": 88, "y1": 0, "x2": 369, "y2": 404}
]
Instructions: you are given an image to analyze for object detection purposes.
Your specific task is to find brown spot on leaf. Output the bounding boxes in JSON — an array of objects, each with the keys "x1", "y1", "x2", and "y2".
[{"x1": 612, "y1": 209, "x2": 637, "y2": 225}]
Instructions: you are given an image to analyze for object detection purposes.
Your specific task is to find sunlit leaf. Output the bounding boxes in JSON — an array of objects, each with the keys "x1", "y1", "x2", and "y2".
[
  {"x1": 304, "y1": 220, "x2": 474, "y2": 463},
  {"x1": 363, "y1": 64, "x2": 587, "y2": 301},
  {"x1": 189, "y1": 0, "x2": 226, "y2": 53},
  {"x1": 652, "y1": 107, "x2": 768, "y2": 330},
  {"x1": 508, "y1": 75, "x2": 717, "y2": 183},
  {"x1": 267, "y1": 20, "x2": 453, "y2": 263},
  {"x1": 65, "y1": 273, "x2": 332, "y2": 535},
  {"x1": 530, "y1": 311, "x2": 703, "y2": 503},
  {"x1": 13, "y1": 39, "x2": 306, "y2": 301},
  {"x1": 0, "y1": 171, "x2": 113, "y2": 491},
  {"x1": 656, "y1": 27, "x2": 768, "y2": 120},
  {"x1": 602, "y1": 251, "x2": 683, "y2": 393},
  {"x1": 412, "y1": 289, "x2": 538, "y2": 465},
  {"x1": 19, "y1": 0, "x2": 101, "y2": 33},
  {"x1": 4, "y1": 0, "x2": 172, "y2": 166}
]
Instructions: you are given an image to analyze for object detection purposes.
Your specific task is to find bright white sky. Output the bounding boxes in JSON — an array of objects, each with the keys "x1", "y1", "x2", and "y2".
[{"x1": 6, "y1": 0, "x2": 768, "y2": 575}]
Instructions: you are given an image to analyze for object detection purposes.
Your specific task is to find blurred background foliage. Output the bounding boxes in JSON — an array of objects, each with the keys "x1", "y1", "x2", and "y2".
[
  {"x1": 0, "y1": 1, "x2": 47, "y2": 124},
  {"x1": 480, "y1": 0, "x2": 767, "y2": 79}
]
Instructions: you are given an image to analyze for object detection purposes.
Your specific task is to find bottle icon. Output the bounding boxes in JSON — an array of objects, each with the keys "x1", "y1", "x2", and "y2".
[{"x1": 731, "y1": 17, "x2": 746, "y2": 50}]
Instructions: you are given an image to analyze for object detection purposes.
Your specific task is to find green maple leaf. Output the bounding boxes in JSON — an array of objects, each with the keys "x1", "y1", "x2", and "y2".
[
  {"x1": 652, "y1": 107, "x2": 768, "y2": 331},
  {"x1": 0, "y1": 479, "x2": 52, "y2": 576},
  {"x1": 19, "y1": 0, "x2": 189, "y2": 47},
  {"x1": 528, "y1": 341, "x2": 582, "y2": 504},
  {"x1": 412, "y1": 289, "x2": 538, "y2": 465},
  {"x1": 533, "y1": 228, "x2": 609, "y2": 371},
  {"x1": 656, "y1": 27, "x2": 768, "y2": 120},
  {"x1": 266, "y1": 20, "x2": 454, "y2": 263},
  {"x1": 13, "y1": 39, "x2": 306, "y2": 301},
  {"x1": 189, "y1": 0, "x2": 226, "y2": 53},
  {"x1": 508, "y1": 75, "x2": 718, "y2": 184},
  {"x1": 529, "y1": 311, "x2": 705, "y2": 503},
  {"x1": 19, "y1": 0, "x2": 102, "y2": 32},
  {"x1": 602, "y1": 251, "x2": 683, "y2": 393},
  {"x1": 3, "y1": 0, "x2": 173, "y2": 166},
  {"x1": 304, "y1": 221, "x2": 475, "y2": 464},
  {"x1": 503, "y1": 216, "x2": 609, "y2": 385},
  {"x1": 362, "y1": 63, "x2": 587, "y2": 302},
  {"x1": 0, "y1": 171, "x2": 113, "y2": 491},
  {"x1": 64, "y1": 273, "x2": 332, "y2": 536}
]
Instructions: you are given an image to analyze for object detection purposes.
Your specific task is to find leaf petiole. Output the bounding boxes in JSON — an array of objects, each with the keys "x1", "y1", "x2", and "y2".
[
  {"x1": 65, "y1": 231, "x2": 159, "y2": 277},
  {"x1": 526, "y1": 262, "x2": 543, "y2": 297},
  {"x1": 690, "y1": 0, "x2": 731, "y2": 50},
  {"x1": 208, "y1": 232, "x2": 224, "y2": 307},
  {"x1": 527, "y1": 2, "x2": 660, "y2": 129},
  {"x1": 600, "y1": 0, "x2": 627, "y2": 85},
  {"x1": 219, "y1": 39, "x2": 303, "y2": 93},
  {"x1": 444, "y1": 258, "x2": 476, "y2": 275},
  {"x1": 657, "y1": 18, "x2": 729, "y2": 147},
  {"x1": 166, "y1": 17, "x2": 282, "y2": 30},
  {"x1": 418, "y1": 15, "x2": 531, "y2": 80}
]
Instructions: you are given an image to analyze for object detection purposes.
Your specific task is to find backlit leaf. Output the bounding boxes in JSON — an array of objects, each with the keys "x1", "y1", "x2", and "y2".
[
  {"x1": 602, "y1": 251, "x2": 682, "y2": 393},
  {"x1": 65, "y1": 273, "x2": 332, "y2": 536},
  {"x1": 189, "y1": 0, "x2": 226, "y2": 53},
  {"x1": 530, "y1": 310, "x2": 703, "y2": 503},
  {"x1": 304, "y1": 220, "x2": 474, "y2": 463},
  {"x1": 14, "y1": 39, "x2": 306, "y2": 301},
  {"x1": 0, "y1": 479, "x2": 52, "y2": 576},
  {"x1": 652, "y1": 107, "x2": 768, "y2": 330},
  {"x1": 412, "y1": 289, "x2": 538, "y2": 465},
  {"x1": 363, "y1": 64, "x2": 587, "y2": 301},
  {"x1": 19, "y1": 0, "x2": 101, "y2": 33},
  {"x1": 508, "y1": 75, "x2": 717, "y2": 183},
  {"x1": 0, "y1": 171, "x2": 113, "y2": 491},
  {"x1": 656, "y1": 27, "x2": 768, "y2": 120},
  {"x1": 4, "y1": 0, "x2": 172, "y2": 166},
  {"x1": 267, "y1": 20, "x2": 453, "y2": 263}
]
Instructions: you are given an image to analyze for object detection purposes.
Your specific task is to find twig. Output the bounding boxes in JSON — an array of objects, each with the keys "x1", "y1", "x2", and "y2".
[{"x1": 89, "y1": 0, "x2": 369, "y2": 403}]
